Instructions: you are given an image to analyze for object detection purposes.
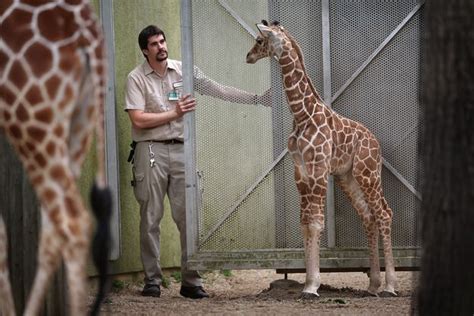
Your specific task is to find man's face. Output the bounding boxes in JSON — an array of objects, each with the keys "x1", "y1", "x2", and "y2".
[{"x1": 144, "y1": 34, "x2": 168, "y2": 62}]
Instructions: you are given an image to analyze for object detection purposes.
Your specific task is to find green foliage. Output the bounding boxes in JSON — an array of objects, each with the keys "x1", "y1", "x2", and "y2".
[
  {"x1": 111, "y1": 279, "x2": 125, "y2": 293},
  {"x1": 162, "y1": 276, "x2": 170, "y2": 288},
  {"x1": 171, "y1": 271, "x2": 182, "y2": 283},
  {"x1": 220, "y1": 269, "x2": 233, "y2": 277}
]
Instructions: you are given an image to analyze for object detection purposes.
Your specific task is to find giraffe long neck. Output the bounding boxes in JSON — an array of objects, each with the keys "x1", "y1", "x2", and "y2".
[{"x1": 279, "y1": 48, "x2": 324, "y2": 124}]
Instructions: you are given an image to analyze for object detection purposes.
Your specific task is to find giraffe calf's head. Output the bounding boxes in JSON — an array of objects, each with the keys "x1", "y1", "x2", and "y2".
[{"x1": 246, "y1": 20, "x2": 287, "y2": 64}]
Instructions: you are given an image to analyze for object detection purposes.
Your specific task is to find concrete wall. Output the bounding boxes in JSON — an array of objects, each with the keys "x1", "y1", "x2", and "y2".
[{"x1": 83, "y1": 0, "x2": 182, "y2": 276}]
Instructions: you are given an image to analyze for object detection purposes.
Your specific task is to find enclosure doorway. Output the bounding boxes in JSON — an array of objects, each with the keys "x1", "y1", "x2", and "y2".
[{"x1": 182, "y1": 0, "x2": 423, "y2": 271}]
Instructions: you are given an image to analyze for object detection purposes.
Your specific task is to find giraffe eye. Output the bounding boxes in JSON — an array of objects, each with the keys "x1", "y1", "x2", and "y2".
[{"x1": 256, "y1": 38, "x2": 263, "y2": 45}]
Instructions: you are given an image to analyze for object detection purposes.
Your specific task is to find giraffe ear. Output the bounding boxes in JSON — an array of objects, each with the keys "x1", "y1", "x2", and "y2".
[{"x1": 256, "y1": 23, "x2": 272, "y2": 37}]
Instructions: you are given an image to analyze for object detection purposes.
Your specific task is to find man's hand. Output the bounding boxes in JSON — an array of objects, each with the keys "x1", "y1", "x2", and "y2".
[{"x1": 175, "y1": 94, "x2": 196, "y2": 117}]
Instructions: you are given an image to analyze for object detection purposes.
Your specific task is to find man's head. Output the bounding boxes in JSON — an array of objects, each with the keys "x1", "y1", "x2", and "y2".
[{"x1": 138, "y1": 25, "x2": 168, "y2": 62}]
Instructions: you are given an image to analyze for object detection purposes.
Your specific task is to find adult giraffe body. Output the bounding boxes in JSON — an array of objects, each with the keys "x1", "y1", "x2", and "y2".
[
  {"x1": 0, "y1": 0, "x2": 111, "y2": 315},
  {"x1": 246, "y1": 20, "x2": 396, "y2": 298}
]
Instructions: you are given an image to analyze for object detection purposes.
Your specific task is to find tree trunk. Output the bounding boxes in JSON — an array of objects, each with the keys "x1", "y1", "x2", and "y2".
[{"x1": 417, "y1": 0, "x2": 474, "y2": 315}]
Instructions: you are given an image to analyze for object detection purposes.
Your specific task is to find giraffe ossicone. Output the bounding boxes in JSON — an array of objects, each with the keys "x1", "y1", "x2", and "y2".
[
  {"x1": 0, "y1": 1, "x2": 111, "y2": 315},
  {"x1": 246, "y1": 20, "x2": 397, "y2": 298}
]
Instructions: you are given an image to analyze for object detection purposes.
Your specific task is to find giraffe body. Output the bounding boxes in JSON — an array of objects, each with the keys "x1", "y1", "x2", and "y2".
[
  {"x1": 0, "y1": 1, "x2": 109, "y2": 314},
  {"x1": 246, "y1": 21, "x2": 396, "y2": 298}
]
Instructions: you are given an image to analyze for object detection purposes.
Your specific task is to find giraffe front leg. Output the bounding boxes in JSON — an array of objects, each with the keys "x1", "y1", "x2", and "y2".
[
  {"x1": 294, "y1": 162, "x2": 327, "y2": 299},
  {"x1": 301, "y1": 218, "x2": 324, "y2": 299}
]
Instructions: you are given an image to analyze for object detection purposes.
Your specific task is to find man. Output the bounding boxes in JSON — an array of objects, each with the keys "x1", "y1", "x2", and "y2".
[{"x1": 125, "y1": 25, "x2": 268, "y2": 299}]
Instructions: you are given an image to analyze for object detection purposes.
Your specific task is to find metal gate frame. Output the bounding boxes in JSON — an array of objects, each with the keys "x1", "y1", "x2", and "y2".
[{"x1": 182, "y1": 0, "x2": 422, "y2": 271}]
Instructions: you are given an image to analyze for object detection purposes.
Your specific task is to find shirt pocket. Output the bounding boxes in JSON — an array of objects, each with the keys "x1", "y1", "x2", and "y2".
[{"x1": 145, "y1": 92, "x2": 166, "y2": 113}]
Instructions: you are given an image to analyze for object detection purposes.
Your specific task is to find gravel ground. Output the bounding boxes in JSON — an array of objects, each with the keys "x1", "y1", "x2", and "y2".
[{"x1": 89, "y1": 269, "x2": 418, "y2": 315}]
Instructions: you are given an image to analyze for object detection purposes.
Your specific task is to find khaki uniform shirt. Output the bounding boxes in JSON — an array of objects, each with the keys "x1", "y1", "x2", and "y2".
[{"x1": 125, "y1": 59, "x2": 184, "y2": 142}]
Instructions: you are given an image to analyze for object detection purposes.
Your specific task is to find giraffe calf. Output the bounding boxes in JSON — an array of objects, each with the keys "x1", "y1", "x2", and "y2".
[{"x1": 246, "y1": 20, "x2": 397, "y2": 298}]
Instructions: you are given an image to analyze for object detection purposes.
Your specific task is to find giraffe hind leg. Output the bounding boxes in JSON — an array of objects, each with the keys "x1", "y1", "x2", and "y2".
[
  {"x1": 21, "y1": 156, "x2": 92, "y2": 315},
  {"x1": 354, "y1": 176, "x2": 397, "y2": 296},
  {"x1": 336, "y1": 172, "x2": 382, "y2": 295},
  {"x1": 52, "y1": 179, "x2": 92, "y2": 316},
  {"x1": 24, "y1": 206, "x2": 66, "y2": 316},
  {"x1": 374, "y1": 196, "x2": 397, "y2": 296}
]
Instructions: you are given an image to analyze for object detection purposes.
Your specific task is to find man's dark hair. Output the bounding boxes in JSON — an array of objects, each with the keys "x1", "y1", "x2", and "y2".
[{"x1": 138, "y1": 25, "x2": 166, "y2": 59}]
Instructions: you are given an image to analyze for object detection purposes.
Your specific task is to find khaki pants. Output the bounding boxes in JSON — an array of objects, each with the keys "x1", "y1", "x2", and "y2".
[{"x1": 132, "y1": 141, "x2": 201, "y2": 287}]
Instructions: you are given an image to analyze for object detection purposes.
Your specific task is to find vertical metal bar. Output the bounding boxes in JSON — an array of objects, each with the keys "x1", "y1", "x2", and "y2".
[
  {"x1": 100, "y1": 0, "x2": 121, "y2": 260},
  {"x1": 269, "y1": 2, "x2": 288, "y2": 249},
  {"x1": 322, "y1": 0, "x2": 336, "y2": 248},
  {"x1": 181, "y1": 0, "x2": 199, "y2": 258}
]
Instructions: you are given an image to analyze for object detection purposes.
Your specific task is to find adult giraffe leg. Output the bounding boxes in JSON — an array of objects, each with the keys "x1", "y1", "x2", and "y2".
[
  {"x1": 24, "y1": 208, "x2": 66, "y2": 316},
  {"x1": 68, "y1": 44, "x2": 112, "y2": 315},
  {"x1": 62, "y1": 203, "x2": 92, "y2": 316},
  {"x1": 335, "y1": 172, "x2": 381, "y2": 295},
  {"x1": 22, "y1": 153, "x2": 92, "y2": 315},
  {"x1": 0, "y1": 217, "x2": 15, "y2": 316}
]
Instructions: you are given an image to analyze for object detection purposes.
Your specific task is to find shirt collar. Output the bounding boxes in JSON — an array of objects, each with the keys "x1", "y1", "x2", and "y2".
[{"x1": 142, "y1": 59, "x2": 179, "y2": 76}]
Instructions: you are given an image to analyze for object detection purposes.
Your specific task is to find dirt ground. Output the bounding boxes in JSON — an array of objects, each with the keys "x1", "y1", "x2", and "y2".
[{"x1": 89, "y1": 269, "x2": 418, "y2": 315}]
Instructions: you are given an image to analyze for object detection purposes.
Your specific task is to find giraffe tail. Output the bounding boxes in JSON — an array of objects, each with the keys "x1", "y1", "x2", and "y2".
[
  {"x1": 0, "y1": 216, "x2": 16, "y2": 316},
  {"x1": 89, "y1": 182, "x2": 112, "y2": 316}
]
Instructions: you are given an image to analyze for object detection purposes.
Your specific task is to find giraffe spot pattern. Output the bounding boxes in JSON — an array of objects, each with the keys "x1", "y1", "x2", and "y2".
[
  {"x1": 15, "y1": 103, "x2": 29, "y2": 122},
  {"x1": 9, "y1": 61, "x2": 28, "y2": 90},
  {"x1": 59, "y1": 43, "x2": 80, "y2": 73},
  {"x1": 38, "y1": 7, "x2": 77, "y2": 42},
  {"x1": 45, "y1": 75, "x2": 61, "y2": 100},
  {"x1": 8, "y1": 125, "x2": 22, "y2": 139},
  {"x1": 35, "y1": 108, "x2": 53, "y2": 124},
  {"x1": 34, "y1": 152, "x2": 47, "y2": 168},
  {"x1": 46, "y1": 141, "x2": 56, "y2": 156},
  {"x1": 26, "y1": 85, "x2": 44, "y2": 107},
  {"x1": 24, "y1": 42, "x2": 53, "y2": 78},
  {"x1": 1, "y1": 8, "x2": 33, "y2": 53},
  {"x1": 65, "y1": 196, "x2": 80, "y2": 218},
  {"x1": 27, "y1": 126, "x2": 46, "y2": 142}
]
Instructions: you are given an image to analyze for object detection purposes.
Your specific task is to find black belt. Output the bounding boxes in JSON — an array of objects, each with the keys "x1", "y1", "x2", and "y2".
[{"x1": 152, "y1": 139, "x2": 184, "y2": 145}]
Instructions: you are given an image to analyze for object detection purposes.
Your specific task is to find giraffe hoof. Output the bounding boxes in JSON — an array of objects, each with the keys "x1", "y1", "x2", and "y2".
[
  {"x1": 299, "y1": 291, "x2": 319, "y2": 300},
  {"x1": 366, "y1": 290, "x2": 379, "y2": 297},
  {"x1": 379, "y1": 290, "x2": 397, "y2": 297}
]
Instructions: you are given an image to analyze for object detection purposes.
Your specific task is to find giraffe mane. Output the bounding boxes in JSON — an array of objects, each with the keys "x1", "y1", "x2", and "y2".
[{"x1": 282, "y1": 29, "x2": 324, "y2": 102}]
